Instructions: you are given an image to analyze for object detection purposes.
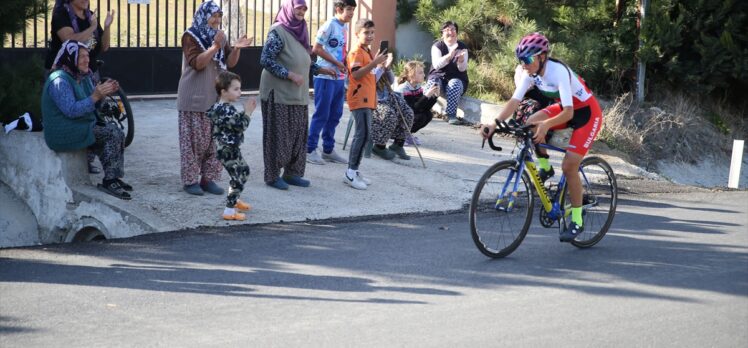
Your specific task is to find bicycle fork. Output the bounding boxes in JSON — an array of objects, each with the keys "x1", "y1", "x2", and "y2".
[{"x1": 495, "y1": 167, "x2": 520, "y2": 212}]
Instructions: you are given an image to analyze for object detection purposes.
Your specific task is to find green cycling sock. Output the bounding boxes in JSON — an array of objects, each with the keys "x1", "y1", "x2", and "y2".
[
  {"x1": 538, "y1": 158, "x2": 551, "y2": 171},
  {"x1": 571, "y1": 207, "x2": 583, "y2": 226}
]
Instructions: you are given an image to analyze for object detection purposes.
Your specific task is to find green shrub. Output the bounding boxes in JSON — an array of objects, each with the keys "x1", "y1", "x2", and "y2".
[
  {"x1": 0, "y1": 0, "x2": 48, "y2": 126},
  {"x1": 0, "y1": 0, "x2": 46, "y2": 38},
  {"x1": 397, "y1": 0, "x2": 418, "y2": 24},
  {"x1": 391, "y1": 53, "x2": 426, "y2": 78},
  {"x1": 641, "y1": 0, "x2": 748, "y2": 100},
  {"x1": 0, "y1": 57, "x2": 45, "y2": 125}
]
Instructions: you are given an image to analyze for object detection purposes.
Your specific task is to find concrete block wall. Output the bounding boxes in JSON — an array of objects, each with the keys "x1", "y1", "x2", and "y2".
[{"x1": 0, "y1": 131, "x2": 154, "y2": 248}]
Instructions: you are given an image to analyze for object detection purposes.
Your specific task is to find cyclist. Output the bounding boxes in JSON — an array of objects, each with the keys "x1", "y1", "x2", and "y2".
[{"x1": 481, "y1": 32, "x2": 603, "y2": 242}]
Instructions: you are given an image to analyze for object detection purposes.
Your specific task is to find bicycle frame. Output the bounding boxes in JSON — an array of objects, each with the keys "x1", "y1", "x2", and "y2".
[{"x1": 494, "y1": 134, "x2": 569, "y2": 222}]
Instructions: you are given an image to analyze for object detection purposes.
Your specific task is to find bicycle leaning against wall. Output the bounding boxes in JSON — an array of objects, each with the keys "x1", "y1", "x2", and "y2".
[
  {"x1": 469, "y1": 119, "x2": 618, "y2": 258},
  {"x1": 94, "y1": 60, "x2": 134, "y2": 147}
]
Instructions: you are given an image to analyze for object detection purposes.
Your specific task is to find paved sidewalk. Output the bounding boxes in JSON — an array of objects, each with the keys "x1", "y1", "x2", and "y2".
[{"x1": 79, "y1": 98, "x2": 665, "y2": 233}]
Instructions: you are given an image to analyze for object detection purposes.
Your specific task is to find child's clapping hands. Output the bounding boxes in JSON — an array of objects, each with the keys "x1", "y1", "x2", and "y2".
[{"x1": 244, "y1": 96, "x2": 257, "y2": 116}]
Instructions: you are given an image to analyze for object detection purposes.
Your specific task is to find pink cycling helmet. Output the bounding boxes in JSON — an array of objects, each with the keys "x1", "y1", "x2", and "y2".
[{"x1": 515, "y1": 32, "x2": 549, "y2": 59}]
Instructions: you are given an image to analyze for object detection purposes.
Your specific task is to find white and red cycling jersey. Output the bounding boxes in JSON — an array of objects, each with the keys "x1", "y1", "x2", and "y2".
[
  {"x1": 512, "y1": 59, "x2": 594, "y2": 108},
  {"x1": 511, "y1": 59, "x2": 602, "y2": 156}
]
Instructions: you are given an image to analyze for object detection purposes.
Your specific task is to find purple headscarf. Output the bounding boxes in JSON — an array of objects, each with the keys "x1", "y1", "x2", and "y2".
[
  {"x1": 274, "y1": 0, "x2": 310, "y2": 52},
  {"x1": 54, "y1": 0, "x2": 100, "y2": 42},
  {"x1": 51, "y1": 40, "x2": 91, "y2": 81}
]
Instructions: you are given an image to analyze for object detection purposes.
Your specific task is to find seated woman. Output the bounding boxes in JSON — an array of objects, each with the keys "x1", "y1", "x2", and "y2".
[
  {"x1": 42, "y1": 40, "x2": 131, "y2": 200},
  {"x1": 371, "y1": 56, "x2": 414, "y2": 161},
  {"x1": 394, "y1": 60, "x2": 439, "y2": 145},
  {"x1": 424, "y1": 20, "x2": 469, "y2": 125}
]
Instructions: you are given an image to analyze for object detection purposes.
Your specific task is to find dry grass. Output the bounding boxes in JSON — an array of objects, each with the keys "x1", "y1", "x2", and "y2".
[{"x1": 599, "y1": 91, "x2": 742, "y2": 170}]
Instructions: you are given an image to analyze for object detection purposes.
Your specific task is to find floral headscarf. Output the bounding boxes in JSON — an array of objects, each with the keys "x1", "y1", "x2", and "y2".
[
  {"x1": 275, "y1": 0, "x2": 310, "y2": 53},
  {"x1": 185, "y1": 0, "x2": 226, "y2": 70},
  {"x1": 51, "y1": 40, "x2": 91, "y2": 81}
]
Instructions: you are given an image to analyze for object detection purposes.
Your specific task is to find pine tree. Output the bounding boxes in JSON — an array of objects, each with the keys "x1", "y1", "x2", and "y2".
[
  {"x1": 641, "y1": 0, "x2": 748, "y2": 99},
  {"x1": 0, "y1": 0, "x2": 48, "y2": 125},
  {"x1": 0, "y1": 0, "x2": 47, "y2": 38}
]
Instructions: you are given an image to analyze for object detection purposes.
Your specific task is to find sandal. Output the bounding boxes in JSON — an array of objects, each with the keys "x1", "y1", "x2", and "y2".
[
  {"x1": 97, "y1": 181, "x2": 132, "y2": 200},
  {"x1": 116, "y1": 179, "x2": 133, "y2": 191}
]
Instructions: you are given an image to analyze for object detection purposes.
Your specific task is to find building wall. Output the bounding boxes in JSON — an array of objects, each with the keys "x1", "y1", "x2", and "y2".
[
  {"x1": 395, "y1": 19, "x2": 436, "y2": 63},
  {"x1": 351, "y1": 0, "x2": 396, "y2": 52}
]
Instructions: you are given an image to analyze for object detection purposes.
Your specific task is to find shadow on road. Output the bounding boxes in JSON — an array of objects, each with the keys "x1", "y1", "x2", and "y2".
[
  {"x1": 1, "y1": 194, "x2": 746, "y2": 309},
  {"x1": 0, "y1": 315, "x2": 39, "y2": 335}
]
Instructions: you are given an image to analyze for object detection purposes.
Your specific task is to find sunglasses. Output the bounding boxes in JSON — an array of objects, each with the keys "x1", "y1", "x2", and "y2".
[{"x1": 518, "y1": 55, "x2": 535, "y2": 65}]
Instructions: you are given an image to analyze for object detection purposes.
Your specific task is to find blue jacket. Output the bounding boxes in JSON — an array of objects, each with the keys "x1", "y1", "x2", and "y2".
[{"x1": 41, "y1": 70, "x2": 97, "y2": 152}]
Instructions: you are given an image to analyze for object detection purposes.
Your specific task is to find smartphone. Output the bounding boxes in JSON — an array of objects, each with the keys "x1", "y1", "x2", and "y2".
[{"x1": 379, "y1": 40, "x2": 389, "y2": 54}]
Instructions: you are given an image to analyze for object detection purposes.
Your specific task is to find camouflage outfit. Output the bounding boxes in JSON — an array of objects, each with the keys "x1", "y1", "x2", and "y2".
[{"x1": 207, "y1": 102, "x2": 251, "y2": 208}]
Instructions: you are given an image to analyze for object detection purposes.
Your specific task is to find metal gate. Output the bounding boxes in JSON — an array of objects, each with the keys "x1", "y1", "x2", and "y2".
[{"x1": 1, "y1": 0, "x2": 347, "y2": 94}]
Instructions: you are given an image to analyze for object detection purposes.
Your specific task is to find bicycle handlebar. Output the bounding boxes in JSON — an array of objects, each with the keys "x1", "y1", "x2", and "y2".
[{"x1": 482, "y1": 119, "x2": 534, "y2": 152}]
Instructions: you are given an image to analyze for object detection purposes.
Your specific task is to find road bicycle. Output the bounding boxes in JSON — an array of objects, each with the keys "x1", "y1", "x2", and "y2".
[
  {"x1": 469, "y1": 120, "x2": 618, "y2": 258},
  {"x1": 96, "y1": 60, "x2": 134, "y2": 147}
]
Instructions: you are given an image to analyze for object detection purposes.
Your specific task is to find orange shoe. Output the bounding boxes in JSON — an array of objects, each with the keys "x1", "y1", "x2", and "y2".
[
  {"x1": 235, "y1": 200, "x2": 252, "y2": 212},
  {"x1": 222, "y1": 212, "x2": 246, "y2": 221}
]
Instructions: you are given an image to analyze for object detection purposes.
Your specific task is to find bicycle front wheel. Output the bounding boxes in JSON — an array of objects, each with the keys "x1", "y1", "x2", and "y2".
[
  {"x1": 469, "y1": 160, "x2": 535, "y2": 258},
  {"x1": 563, "y1": 156, "x2": 618, "y2": 248}
]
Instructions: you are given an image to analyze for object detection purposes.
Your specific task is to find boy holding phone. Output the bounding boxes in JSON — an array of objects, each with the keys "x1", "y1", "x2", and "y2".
[
  {"x1": 306, "y1": 0, "x2": 357, "y2": 165},
  {"x1": 379, "y1": 40, "x2": 389, "y2": 54},
  {"x1": 344, "y1": 18, "x2": 388, "y2": 190}
]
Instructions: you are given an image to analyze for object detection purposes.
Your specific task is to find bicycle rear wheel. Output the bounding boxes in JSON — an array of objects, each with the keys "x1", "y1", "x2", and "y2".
[
  {"x1": 100, "y1": 78, "x2": 135, "y2": 147},
  {"x1": 562, "y1": 156, "x2": 618, "y2": 248},
  {"x1": 113, "y1": 88, "x2": 135, "y2": 147},
  {"x1": 469, "y1": 160, "x2": 535, "y2": 258}
]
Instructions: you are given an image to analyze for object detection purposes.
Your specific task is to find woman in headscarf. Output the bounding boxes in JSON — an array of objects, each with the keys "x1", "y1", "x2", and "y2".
[
  {"x1": 259, "y1": 0, "x2": 335, "y2": 190},
  {"x1": 41, "y1": 40, "x2": 130, "y2": 200},
  {"x1": 45, "y1": 0, "x2": 115, "y2": 175},
  {"x1": 46, "y1": 0, "x2": 114, "y2": 76},
  {"x1": 177, "y1": 0, "x2": 252, "y2": 196},
  {"x1": 370, "y1": 55, "x2": 415, "y2": 161}
]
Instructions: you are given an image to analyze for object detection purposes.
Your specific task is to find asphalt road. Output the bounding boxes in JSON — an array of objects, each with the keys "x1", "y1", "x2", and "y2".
[{"x1": 1, "y1": 191, "x2": 747, "y2": 347}]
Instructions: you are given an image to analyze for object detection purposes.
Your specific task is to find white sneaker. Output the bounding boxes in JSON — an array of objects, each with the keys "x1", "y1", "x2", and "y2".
[
  {"x1": 306, "y1": 149, "x2": 325, "y2": 165},
  {"x1": 356, "y1": 171, "x2": 372, "y2": 186},
  {"x1": 321, "y1": 149, "x2": 349, "y2": 164},
  {"x1": 344, "y1": 172, "x2": 367, "y2": 190}
]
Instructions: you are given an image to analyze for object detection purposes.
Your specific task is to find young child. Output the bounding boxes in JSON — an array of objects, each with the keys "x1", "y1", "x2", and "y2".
[
  {"x1": 207, "y1": 71, "x2": 257, "y2": 220},
  {"x1": 306, "y1": 0, "x2": 357, "y2": 165},
  {"x1": 345, "y1": 18, "x2": 388, "y2": 190},
  {"x1": 394, "y1": 60, "x2": 439, "y2": 145}
]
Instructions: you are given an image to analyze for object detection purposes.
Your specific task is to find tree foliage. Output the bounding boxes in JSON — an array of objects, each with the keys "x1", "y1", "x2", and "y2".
[
  {"x1": 0, "y1": 0, "x2": 48, "y2": 124},
  {"x1": 0, "y1": 0, "x2": 47, "y2": 38},
  {"x1": 641, "y1": 0, "x2": 748, "y2": 98}
]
